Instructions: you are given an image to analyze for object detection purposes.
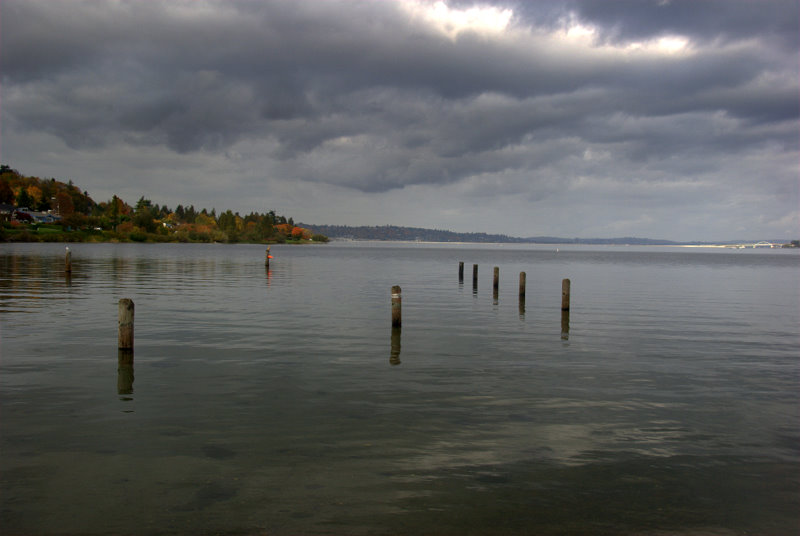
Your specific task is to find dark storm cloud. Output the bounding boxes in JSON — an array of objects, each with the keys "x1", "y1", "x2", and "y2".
[
  {"x1": 0, "y1": 0, "x2": 797, "y2": 239},
  {"x1": 4, "y1": 1, "x2": 795, "y2": 151}
]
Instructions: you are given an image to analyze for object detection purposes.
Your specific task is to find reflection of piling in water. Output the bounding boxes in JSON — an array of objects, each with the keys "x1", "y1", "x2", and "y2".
[
  {"x1": 492, "y1": 274, "x2": 499, "y2": 304},
  {"x1": 65, "y1": 247, "x2": 72, "y2": 274},
  {"x1": 118, "y1": 349, "x2": 134, "y2": 394},
  {"x1": 561, "y1": 310, "x2": 570, "y2": 340},
  {"x1": 458, "y1": 261, "x2": 464, "y2": 283},
  {"x1": 118, "y1": 298, "x2": 134, "y2": 349},
  {"x1": 390, "y1": 326, "x2": 401, "y2": 365},
  {"x1": 391, "y1": 285, "x2": 402, "y2": 328},
  {"x1": 561, "y1": 278, "x2": 571, "y2": 311}
]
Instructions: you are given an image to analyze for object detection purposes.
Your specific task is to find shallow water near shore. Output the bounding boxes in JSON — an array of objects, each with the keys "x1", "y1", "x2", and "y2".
[{"x1": 1, "y1": 241, "x2": 798, "y2": 535}]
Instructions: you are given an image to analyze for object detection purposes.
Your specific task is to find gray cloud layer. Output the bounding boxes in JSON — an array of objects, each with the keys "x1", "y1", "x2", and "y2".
[{"x1": 1, "y1": 0, "x2": 797, "y2": 240}]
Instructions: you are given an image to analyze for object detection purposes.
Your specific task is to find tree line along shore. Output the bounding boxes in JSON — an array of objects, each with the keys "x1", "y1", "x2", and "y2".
[{"x1": 0, "y1": 165, "x2": 328, "y2": 244}]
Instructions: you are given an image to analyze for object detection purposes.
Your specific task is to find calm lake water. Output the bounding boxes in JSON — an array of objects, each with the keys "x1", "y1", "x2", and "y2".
[{"x1": 1, "y1": 241, "x2": 798, "y2": 535}]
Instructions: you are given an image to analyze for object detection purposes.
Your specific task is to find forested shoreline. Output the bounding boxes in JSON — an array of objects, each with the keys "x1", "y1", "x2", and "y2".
[{"x1": 0, "y1": 165, "x2": 327, "y2": 244}]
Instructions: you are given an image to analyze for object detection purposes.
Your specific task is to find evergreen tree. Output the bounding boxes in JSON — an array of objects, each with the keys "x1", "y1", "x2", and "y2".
[{"x1": 16, "y1": 187, "x2": 33, "y2": 208}]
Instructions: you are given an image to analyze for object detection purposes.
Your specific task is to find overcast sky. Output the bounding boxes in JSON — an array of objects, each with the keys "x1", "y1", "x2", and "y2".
[{"x1": 1, "y1": 0, "x2": 797, "y2": 240}]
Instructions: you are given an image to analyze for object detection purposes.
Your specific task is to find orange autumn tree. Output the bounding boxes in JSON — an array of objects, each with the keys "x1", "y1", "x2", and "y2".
[
  {"x1": 26, "y1": 185, "x2": 43, "y2": 207},
  {"x1": 291, "y1": 226, "x2": 312, "y2": 240},
  {"x1": 275, "y1": 223, "x2": 293, "y2": 236}
]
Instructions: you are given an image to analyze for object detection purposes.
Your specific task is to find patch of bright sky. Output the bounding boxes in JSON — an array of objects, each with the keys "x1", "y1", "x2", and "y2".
[
  {"x1": 557, "y1": 10, "x2": 691, "y2": 56},
  {"x1": 399, "y1": 0, "x2": 512, "y2": 40},
  {"x1": 627, "y1": 35, "x2": 691, "y2": 55},
  {"x1": 560, "y1": 11, "x2": 595, "y2": 41}
]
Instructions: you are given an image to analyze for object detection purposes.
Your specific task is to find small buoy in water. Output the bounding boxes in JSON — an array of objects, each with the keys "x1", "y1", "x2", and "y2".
[{"x1": 268, "y1": 255, "x2": 274, "y2": 259}]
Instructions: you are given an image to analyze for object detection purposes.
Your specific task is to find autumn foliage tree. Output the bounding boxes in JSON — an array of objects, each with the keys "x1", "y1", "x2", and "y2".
[
  {"x1": 291, "y1": 226, "x2": 312, "y2": 240},
  {"x1": 275, "y1": 223, "x2": 293, "y2": 236},
  {"x1": 55, "y1": 192, "x2": 74, "y2": 217}
]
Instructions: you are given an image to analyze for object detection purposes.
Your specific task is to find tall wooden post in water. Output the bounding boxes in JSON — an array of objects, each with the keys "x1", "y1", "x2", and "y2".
[
  {"x1": 118, "y1": 298, "x2": 134, "y2": 350},
  {"x1": 472, "y1": 264, "x2": 478, "y2": 289},
  {"x1": 561, "y1": 279, "x2": 571, "y2": 311},
  {"x1": 118, "y1": 349, "x2": 134, "y2": 394},
  {"x1": 458, "y1": 262, "x2": 464, "y2": 282},
  {"x1": 519, "y1": 272, "x2": 526, "y2": 300},
  {"x1": 265, "y1": 246, "x2": 271, "y2": 268},
  {"x1": 65, "y1": 247, "x2": 72, "y2": 274},
  {"x1": 391, "y1": 285, "x2": 402, "y2": 328}
]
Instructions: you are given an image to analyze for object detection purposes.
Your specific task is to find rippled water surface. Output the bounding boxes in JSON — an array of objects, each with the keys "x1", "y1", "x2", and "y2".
[{"x1": 1, "y1": 242, "x2": 798, "y2": 535}]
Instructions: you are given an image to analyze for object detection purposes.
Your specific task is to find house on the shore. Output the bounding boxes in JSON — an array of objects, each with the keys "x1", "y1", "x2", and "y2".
[
  {"x1": 2, "y1": 205, "x2": 62, "y2": 223},
  {"x1": 29, "y1": 210, "x2": 61, "y2": 223}
]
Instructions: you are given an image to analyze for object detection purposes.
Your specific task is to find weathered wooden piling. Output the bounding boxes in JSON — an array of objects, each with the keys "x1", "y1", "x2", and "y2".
[
  {"x1": 561, "y1": 278, "x2": 571, "y2": 311},
  {"x1": 519, "y1": 272, "x2": 526, "y2": 300},
  {"x1": 118, "y1": 349, "x2": 134, "y2": 394},
  {"x1": 391, "y1": 285, "x2": 402, "y2": 328},
  {"x1": 265, "y1": 246, "x2": 271, "y2": 268},
  {"x1": 472, "y1": 264, "x2": 478, "y2": 287},
  {"x1": 65, "y1": 247, "x2": 72, "y2": 273},
  {"x1": 118, "y1": 298, "x2": 134, "y2": 350},
  {"x1": 458, "y1": 261, "x2": 464, "y2": 282}
]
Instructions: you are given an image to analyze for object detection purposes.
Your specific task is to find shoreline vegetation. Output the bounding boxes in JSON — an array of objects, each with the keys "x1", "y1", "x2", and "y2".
[{"x1": 0, "y1": 165, "x2": 328, "y2": 245}]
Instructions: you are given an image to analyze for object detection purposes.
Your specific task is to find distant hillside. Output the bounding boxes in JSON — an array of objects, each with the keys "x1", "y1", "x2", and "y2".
[
  {"x1": 303, "y1": 224, "x2": 531, "y2": 243},
  {"x1": 303, "y1": 224, "x2": 681, "y2": 245}
]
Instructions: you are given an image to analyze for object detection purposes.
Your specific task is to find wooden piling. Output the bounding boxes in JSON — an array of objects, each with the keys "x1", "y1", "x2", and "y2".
[
  {"x1": 118, "y1": 349, "x2": 134, "y2": 394},
  {"x1": 118, "y1": 298, "x2": 134, "y2": 350},
  {"x1": 472, "y1": 264, "x2": 478, "y2": 287},
  {"x1": 65, "y1": 247, "x2": 72, "y2": 273},
  {"x1": 458, "y1": 261, "x2": 464, "y2": 282},
  {"x1": 265, "y1": 246, "x2": 271, "y2": 268},
  {"x1": 391, "y1": 285, "x2": 402, "y2": 328},
  {"x1": 561, "y1": 278, "x2": 571, "y2": 311},
  {"x1": 519, "y1": 272, "x2": 526, "y2": 300}
]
